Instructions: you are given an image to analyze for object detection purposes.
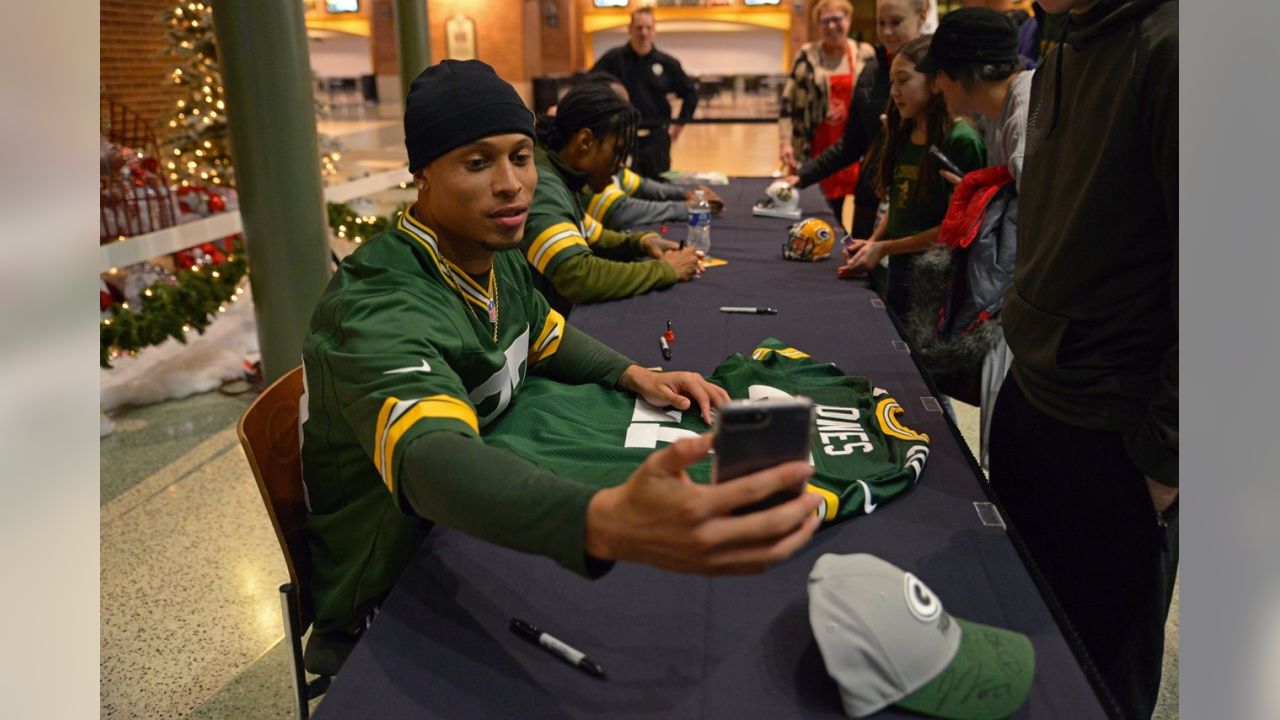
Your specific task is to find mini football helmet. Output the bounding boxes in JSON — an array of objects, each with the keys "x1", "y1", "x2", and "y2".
[
  {"x1": 784, "y1": 217, "x2": 836, "y2": 262},
  {"x1": 752, "y1": 180, "x2": 803, "y2": 219}
]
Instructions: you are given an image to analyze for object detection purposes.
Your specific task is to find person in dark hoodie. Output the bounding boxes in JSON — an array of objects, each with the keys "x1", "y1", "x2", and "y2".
[{"x1": 988, "y1": 1, "x2": 1177, "y2": 718}]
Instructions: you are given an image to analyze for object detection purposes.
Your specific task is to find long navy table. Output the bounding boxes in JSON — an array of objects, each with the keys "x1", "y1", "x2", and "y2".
[{"x1": 312, "y1": 178, "x2": 1110, "y2": 719}]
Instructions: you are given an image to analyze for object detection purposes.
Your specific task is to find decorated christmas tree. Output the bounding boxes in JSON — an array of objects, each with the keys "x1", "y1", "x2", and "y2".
[{"x1": 158, "y1": 1, "x2": 234, "y2": 188}]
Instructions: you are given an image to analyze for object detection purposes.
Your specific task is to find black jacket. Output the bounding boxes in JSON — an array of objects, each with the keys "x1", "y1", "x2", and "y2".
[
  {"x1": 796, "y1": 44, "x2": 888, "y2": 189},
  {"x1": 1003, "y1": 0, "x2": 1177, "y2": 486},
  {"x1": 592, "y1": 44, "x2": 698, "y2": 129}
]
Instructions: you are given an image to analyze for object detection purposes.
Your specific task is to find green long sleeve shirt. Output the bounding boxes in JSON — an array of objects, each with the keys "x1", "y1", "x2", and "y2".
[
  {"x1": 300, "y1": 211, "x2": 634, "y2": 634},
  {"x1": 524, "y1": 147, "x2": 676, "y2": 313}
]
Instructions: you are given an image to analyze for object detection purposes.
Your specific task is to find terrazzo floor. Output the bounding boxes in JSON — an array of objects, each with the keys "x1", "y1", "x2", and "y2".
[{"x1": 100, "y1": 111, "x2": 1178, "y2": 719}]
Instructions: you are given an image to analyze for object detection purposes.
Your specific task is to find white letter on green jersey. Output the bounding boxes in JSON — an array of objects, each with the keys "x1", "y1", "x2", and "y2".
[{"x1": 468, "y1": 328, "x2": 530, "y2": 427}]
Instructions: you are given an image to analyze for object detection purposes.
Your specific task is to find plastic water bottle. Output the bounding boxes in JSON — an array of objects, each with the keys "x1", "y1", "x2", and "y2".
[{"x1": 686, "y1": 189, "x2": 712, "y2": 255}]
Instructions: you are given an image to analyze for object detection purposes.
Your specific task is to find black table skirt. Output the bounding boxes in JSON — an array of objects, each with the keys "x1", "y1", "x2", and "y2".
[{"x1": 311, "y1": 179, "x2": 1109, "y2": 720}]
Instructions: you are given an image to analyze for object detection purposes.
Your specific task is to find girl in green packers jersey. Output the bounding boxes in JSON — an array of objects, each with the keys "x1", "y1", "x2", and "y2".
[
  {"x1": 523, "y1": 83, "x2": 702, "y2": 311},
  {"x1": 838, "y1": 36, "x2": 985, "y2": 319}
]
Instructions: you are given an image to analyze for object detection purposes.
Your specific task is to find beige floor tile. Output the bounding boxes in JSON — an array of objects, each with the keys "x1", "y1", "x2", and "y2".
[
  {"x1": 671, "y1": 122, "x2": 779, "y2": 177},
  {"x1": 100, "y1": 440, "x2": 285, "y2": 718}
]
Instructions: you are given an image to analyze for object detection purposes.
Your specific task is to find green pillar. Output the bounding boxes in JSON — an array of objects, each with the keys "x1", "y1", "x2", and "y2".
[
  {"x1": 211, "y1": 0, "x2": 332, "y2": 384},
  {"x1": 395, "y1": 0, "x2": 432, "y2": 104}
]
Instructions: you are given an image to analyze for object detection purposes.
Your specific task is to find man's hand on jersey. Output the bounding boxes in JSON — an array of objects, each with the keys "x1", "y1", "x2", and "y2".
[
  {"x1": 661, "y1": 246, "x2": 704, "y2": 281},
  {"x1": 639, "y1": 232, "x2": 679, "y2": 259},
  {"x1": 619, "y1": 365, "x2": 729, "y2": 424},
  {"x1": 584, "y1": 434, "x2": 823, "y2": 574},
  {"x1": 1146, "y1": 475, "x2": 1179, "y2": 514}
]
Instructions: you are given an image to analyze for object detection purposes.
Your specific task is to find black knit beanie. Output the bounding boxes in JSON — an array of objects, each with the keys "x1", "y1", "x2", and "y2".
[{"x1": 404, "y1": 60, "x2": 536, "y2": 173}]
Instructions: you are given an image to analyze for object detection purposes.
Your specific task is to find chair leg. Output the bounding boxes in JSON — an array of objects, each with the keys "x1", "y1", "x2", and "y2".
[{"x1": 280, "y1": 583, "x2": 310, "y2": 720}]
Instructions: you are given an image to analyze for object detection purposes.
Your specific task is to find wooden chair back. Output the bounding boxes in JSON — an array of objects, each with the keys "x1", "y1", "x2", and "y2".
[{"x1": 237, "y1": 366, "x2": 313, "y2": 628}]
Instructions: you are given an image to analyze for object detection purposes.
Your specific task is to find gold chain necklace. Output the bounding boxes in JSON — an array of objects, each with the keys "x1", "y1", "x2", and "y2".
[{"x1": 447, "y1": 265, "x2": 499, "y2": 343}]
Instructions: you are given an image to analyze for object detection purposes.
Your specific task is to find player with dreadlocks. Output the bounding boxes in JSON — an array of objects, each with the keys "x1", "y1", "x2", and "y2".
[
  {"x1": 523, "y1": 82, "x2": 703, "y2": 314},
  {"x1": 575, "y1": 72, "x2": 725, "y2": 230}
]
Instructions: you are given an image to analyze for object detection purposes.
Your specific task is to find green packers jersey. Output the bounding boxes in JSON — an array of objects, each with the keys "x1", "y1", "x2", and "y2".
[
  {"x1": 300, "y1": 210, "x2": 574, "y2": 633},
  {"x1": 485, "y1": 339, "x2": 931, "y2": 524},
  {"x1": 584, "y1": 179, "x2": 628, "y2": 227},
  {"x1": 524, "y1": 147, "x2": 598, "y2": 279}
]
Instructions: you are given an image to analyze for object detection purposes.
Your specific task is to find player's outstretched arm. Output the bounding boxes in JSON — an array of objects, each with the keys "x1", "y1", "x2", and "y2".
[{"x1": 584, "y1": 434, "x2": 823, "y2": 575}]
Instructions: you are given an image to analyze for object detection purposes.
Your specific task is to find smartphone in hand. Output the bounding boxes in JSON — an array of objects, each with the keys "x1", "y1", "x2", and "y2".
[
  {"x1": 928, "y1": 144, "x2": 964, "y2": 177},
  {"x1": 712, "y1": 397, "x2": 814, "y2": 514}
]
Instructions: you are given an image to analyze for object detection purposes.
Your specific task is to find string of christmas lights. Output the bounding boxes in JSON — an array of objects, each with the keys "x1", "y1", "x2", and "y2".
[{"x1": 100, "y1": 239, "x2": 248, "y2": 368}]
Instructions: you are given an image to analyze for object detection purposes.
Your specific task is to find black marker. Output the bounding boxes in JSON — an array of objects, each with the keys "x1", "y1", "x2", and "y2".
[
  {"x1": 510, "y1": 618, "x2": 607, "y2": 679},
  {"x1": 719, "y1": 306, "x2": 779, "y2": 314},
  {"x1": 659, "y1": 335, "x2": 672, "y2": 360}
]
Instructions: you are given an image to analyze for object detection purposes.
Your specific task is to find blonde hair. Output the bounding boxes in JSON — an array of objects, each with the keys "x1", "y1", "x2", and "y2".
[{"x1": 811, "y1": 0, "x2": 855, "y2": 24}]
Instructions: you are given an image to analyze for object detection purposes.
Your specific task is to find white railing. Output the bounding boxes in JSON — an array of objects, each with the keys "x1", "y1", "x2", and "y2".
[{"x1": 98, "y1": 165, "x2": 412, "y2": 272}]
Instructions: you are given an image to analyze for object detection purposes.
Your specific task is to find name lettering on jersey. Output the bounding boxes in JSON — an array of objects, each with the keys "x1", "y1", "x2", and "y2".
[
  {"x1": 815, "y1": 404, "x2": 874, "y2": 456},
  {"x1": 468, "y1": 328, "x2": 530, "y2": 427}
]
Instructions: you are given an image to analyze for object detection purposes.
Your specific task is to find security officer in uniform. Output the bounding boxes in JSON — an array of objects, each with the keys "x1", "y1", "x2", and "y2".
[{"x1": 591, "y1": 7, "x2": 698, "y2": 179}]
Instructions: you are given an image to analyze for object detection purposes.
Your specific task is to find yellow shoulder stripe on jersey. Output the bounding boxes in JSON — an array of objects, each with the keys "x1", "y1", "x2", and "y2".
[
  {"x1": 587, "y1": 184, "x2": 626, "y2": 221},
  {"x1": 441, "y1": 257, "x2": 494, "y2": 306},
  {"x1": 397, "y1": 212, "x2": 465, "y2": 297},
  {"x1": 750, "y1": 345, "x2": 810, "y2": 361},
  {"x1": 619, "y1": 168, "x2": 642, "y2": 195},
  {"x1": 805, "y1": 483, "x2": 840, "y2": 522},
  {"x1": 582, "y1": 214, "x2": 605, "y2": 245},
  {"x1": 529, "y1": 309, "x2": 566, "y2": 364},
  {"x1": 527, "y1": 222, "x2": 588, "y2": 274},
  {"x1": 375, "y1": 394, "x2": 479, "y2": 493},
  {"x1": 875, "y1": 397, "x2": 930, "y2": 443}
]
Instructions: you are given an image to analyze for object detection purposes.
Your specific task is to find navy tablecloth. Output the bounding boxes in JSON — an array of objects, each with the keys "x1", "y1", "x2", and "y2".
[{"x1": 312, "y1": 179, "x2": 1108, "y2": 719}]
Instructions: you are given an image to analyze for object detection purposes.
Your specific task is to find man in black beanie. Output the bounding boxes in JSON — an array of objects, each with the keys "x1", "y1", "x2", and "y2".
[{"x1": 298, "y1": 60, "x2": 823, "y2": 657}]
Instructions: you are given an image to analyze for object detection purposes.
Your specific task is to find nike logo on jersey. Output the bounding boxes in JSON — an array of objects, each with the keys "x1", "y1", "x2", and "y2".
[
  {"x1": 856, "y1": 479, "x2": 877, "y2": 514},
  {"x1": 384, "y1": 360, "x2": 432, "y2": 375}
]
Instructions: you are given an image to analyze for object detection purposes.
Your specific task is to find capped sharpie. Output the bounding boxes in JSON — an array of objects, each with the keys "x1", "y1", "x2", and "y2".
[
  {"x1": 659, "y1": 335, "x2": 672, "y2": 360},
  {"x1": 719, "y1": 306, "x2": 778, "y2": 314},
  {"x1": 510, "y1": 618, "x2": 607, "y2": 680}
]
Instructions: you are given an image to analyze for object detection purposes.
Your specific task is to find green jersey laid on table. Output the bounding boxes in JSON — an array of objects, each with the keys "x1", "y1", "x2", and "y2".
[
  {"x1": 485, "y1": 338, "x2": 931, "y2": 524},
  {"x1": 300, "y1": 210, "x2": 632, "y2": 634}
]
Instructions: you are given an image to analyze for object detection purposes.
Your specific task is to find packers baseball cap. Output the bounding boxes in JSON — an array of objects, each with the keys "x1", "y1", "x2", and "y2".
[
  {"x1": 808, "y1": 553, "x2": 1035, "y2": 719},
  {"x1": 915, "y1": 8, "x2": 1019, "y2": 75}
]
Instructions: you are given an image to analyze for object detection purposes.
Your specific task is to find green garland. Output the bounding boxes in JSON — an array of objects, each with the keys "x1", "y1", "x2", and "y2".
[
  {"x1": 101, "y1": 205, "x2": 402, "y2": 368},
  {"x1": 100, "y1": 248, "x2": 248, "y2": 368},
  {"x1": 327, "y1": 201, "x2": 405, "y2": 242}
]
